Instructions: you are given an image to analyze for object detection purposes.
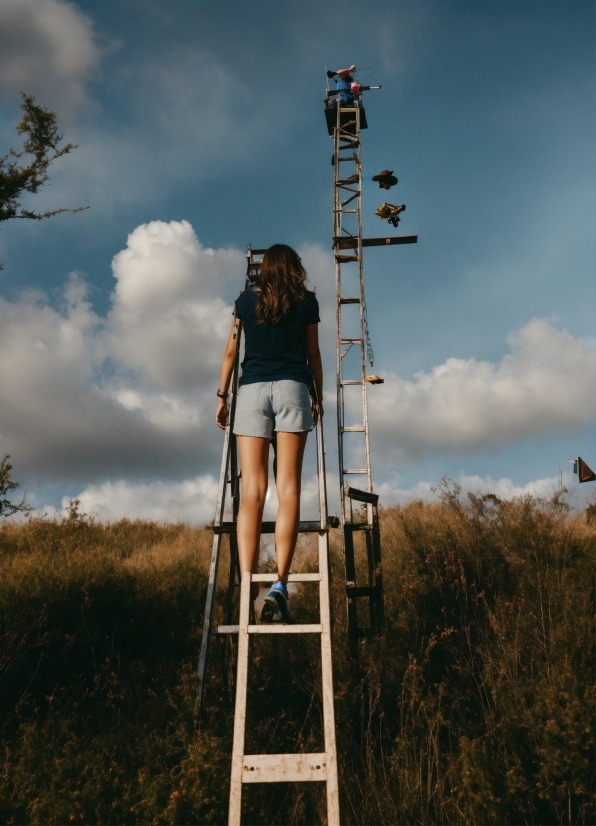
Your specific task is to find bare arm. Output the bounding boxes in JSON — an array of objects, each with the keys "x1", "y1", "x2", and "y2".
[
  {"x1": 306, "y1": 323, "x2": 323, "y2": 422},
  {"x1": 216, "y1": 315, "x2": 240, "y2": 429}
]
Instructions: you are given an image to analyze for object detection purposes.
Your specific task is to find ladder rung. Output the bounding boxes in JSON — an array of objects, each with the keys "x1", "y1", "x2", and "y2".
[
  {"x1": 342, "y1": 425, "x2": 365, "y2": 432},
  {"x1": 211, "y1": 625, "x2": 239, "y2": 635},
  {"x1": 343, "y1": 523, "x2": 369, "y2": 532},
  {"x1": 345, "y1": 486, "x2": 379, "y2": 505},
  {"x1": 335, "y1": 255, "x2": 358, "y2": 263},
  {"x1": 335, "y1": 208, "x2": 357, "y2": 213},
  {"x1": 213, "y1": 620, "x2": 324, "y2": 635},
  {"x1": 340, "y1": 337, "x2": 362, "y2": 344},
  {"x1": 340, "y1": 296, "x2": 360, "y2": 304},
  {"x1": 346, "y1": 585, "x2": 381, "y2": 598},
  {"x1": 248, "y1": 624, "x2": 322, "y2": 635},
  {"x1": 343, "y1": 469, "x2": 367, "y2": 475},
  {"x1": 334, "y1": 235, "x2": 418, "y2": 248},
  {"x1": 340, "y1": 379, "x2": 362, "y2": 385},
  {"x1": 242, "y1": 753, "x2": 327, "y2": 784},
  {"x1": 214, "y1": 519, "x2": 333, "y2": 535},
  {"x1": 252, "y1": 572, "x2": 321, "y2": 583}
]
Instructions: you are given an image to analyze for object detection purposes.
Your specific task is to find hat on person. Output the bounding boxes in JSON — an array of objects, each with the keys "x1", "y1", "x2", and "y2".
[
  {"x1": 372, "y1": 169, "x2": 398, "y2": 190},
  {"x1": 336, "y1": 65, "x2": 357, "y2": 76}
]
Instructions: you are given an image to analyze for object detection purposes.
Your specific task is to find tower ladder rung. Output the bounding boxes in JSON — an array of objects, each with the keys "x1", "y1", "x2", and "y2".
[
  {"x1": 340, "y1": 379, "x2": 363, "y2": 386},
  {"x1": 342, "y1": 425, "x2": 365, "y2": 432},
  {"x1": 344, "y1": 486, "x2": 379, "y2": 505},
  {"x1": 343, "y1": 468, "x2": 368, "y2": 475},
  {"x1": 340, "y1": 337, "x2": 362, "y2": 344},
  {"x1": 340, "y1": 296, "x2": 360, "y2": 304},
  {"x1": 241, "y1": 753, "x2": 327, "y2": 784}
]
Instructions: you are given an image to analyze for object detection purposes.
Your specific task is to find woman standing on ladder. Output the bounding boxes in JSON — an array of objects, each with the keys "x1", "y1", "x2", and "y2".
[{"x1": 216, "y1": 244, "x2": 323, "y2": 623}]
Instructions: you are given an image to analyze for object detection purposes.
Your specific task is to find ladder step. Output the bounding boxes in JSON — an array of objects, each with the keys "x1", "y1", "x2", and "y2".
[
  {"x1": 346, "y1": 585, "x2": 382, "y2": 598},
  {"x1": 214, "y1": 519, "x2": 336, "y2": 535},
  {"x1": 340, "y1": 337, "x2": 362, "y2": 344},
  {"x1": 345, "y1": 486, "x2": 379, "y2": 505},
  {"x1": 339, "y1": 296, "x2": 360, "y2": 304},
  {"x1": 252, "y1": 572, "x2": 322, "y2": 582},
  {"x1": 342, "y1": 425, "x2": 365, "y2": 432},
  {"x1": 248, "y1": 624, "x2": 322, "y2": 634},
  {"x1": 211, "y1": 625, "x2": 239, "y2": 635},
  {"x1": 343, "y1": 469, "x2": 367, "y2": 475},
  {"x1": 340, "y1": 379, "x2": 363, "y2": 386},
  {"x1": 334, "y1": 235, "x2": 418, "y2": 248},
  {"x1": 343, "y1": 523, "x2": 369, "y2": 532},
  {"x1": 335, "y1": 255, "x2": 359, "y2": 263},
  {"x1": 211, "y1": 622, "x2": 324, "y2": 636},
  {"x1": 242, "y1": 753, "x2": 327, "y2": 784}
]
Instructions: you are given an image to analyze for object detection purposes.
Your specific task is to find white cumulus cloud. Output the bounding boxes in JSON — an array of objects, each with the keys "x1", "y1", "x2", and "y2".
[
  {"x1": 0, "y1": 0, "x2": 100, "y2": 114},
  {"x1": 376, "y1": 472, "x2": 565, "y2": 507},
  {"x1": 0, "y1": 220, "x2": 593, "y2": 520},
  {"x1": 366, "y1": 319, "x2": 596, "y2": 462},
  {"x1": 63, "y1": 475, "x2": 219, "y2": 524}
]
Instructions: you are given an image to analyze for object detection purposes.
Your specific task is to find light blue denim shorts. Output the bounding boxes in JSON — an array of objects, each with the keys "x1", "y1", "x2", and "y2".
[{"x1": 233, "y1": 380, "x2": 313, "y2": 438}]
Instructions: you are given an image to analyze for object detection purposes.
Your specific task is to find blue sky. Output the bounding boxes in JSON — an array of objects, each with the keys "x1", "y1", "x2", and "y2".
[{"x1": 0, "y1": 0, "x2": 594, "y2": 521}]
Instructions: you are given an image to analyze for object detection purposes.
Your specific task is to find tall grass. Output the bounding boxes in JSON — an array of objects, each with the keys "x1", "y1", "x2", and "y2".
[{"x1": 0, "y1": 486, "x2": 593, "y2": 824}]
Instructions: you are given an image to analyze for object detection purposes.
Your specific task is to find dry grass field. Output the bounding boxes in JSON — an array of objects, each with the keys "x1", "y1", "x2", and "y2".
[{"x1": 0, "y1": 485, "x2": 593, "y2": 824}]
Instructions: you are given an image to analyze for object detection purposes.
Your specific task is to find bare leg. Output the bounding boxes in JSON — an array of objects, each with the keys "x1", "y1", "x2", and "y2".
[
  {"x1": 237, "y1": 436, "x2": 269, "y2": 596},
  {"x1": 274, "y1": 431, "x2": 309, "y2": 583}
]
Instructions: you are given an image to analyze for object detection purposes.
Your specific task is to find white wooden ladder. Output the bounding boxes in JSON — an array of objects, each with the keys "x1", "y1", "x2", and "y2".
[{"x1": 227, "y1": 416, "x2": 340, "y2": 826}]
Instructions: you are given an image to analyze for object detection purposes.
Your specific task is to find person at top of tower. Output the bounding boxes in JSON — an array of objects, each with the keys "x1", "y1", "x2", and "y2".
[
  {"x1": 216, "y1": 244, "x2": 323, "y2": 624},
  {"x1": 327, "y1": 65, "x2": 357, "y2": 105}
]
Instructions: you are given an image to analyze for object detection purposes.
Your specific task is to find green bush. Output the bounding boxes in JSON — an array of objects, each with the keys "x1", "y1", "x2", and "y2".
[{"x1": 0, "y1": 491, "x2": 593, "y2": 825}]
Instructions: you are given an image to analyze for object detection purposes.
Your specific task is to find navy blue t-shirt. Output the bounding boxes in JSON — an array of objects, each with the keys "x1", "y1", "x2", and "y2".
[{"x1": 234, "y1": 290, "x2": 320, "y2": 386}]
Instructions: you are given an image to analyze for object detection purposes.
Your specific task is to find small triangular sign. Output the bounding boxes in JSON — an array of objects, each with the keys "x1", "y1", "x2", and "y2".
[{"x1": 577, "y1": 457, "x2": 596, "y2": 483}]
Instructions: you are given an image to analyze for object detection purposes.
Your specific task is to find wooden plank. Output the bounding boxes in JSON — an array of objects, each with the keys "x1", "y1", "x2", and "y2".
[
  {"x1": 247, "y1": 624, "x2": 322, "y2": 634},
  {"x1": 317, "y1": 417, "x2": 341, "y2": 825},
  {"x1": 228, "y1": 572, "x2": 252, "y2": 825},
  {"x1": 252, "y1": 572, "x2": 321, "y2": 583},
  {"x1": 334, "y1": 235, "x2": 418, "y2": 249},
  {"x1": 242, "y1": 753, "x2": 327, "y2": 784},
  {"x1": 211, "y1": 625, "x2": 239, "y2": 635},
  {"x1": 345, "y1": 486, "x2": 379, "y2": 506},
  {"x1": 214, "y1": 519, "x2": 330, "y2": 535}
]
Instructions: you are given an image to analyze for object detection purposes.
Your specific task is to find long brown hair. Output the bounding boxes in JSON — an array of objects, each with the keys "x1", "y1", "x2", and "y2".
[{"x1": 255, "y1": 244, "x2": 308, "y2": 325}]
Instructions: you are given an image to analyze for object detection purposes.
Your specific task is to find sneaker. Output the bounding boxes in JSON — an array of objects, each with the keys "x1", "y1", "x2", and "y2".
[{"x1": 260, "y1": 580, "x2": 294, "y2": 624}]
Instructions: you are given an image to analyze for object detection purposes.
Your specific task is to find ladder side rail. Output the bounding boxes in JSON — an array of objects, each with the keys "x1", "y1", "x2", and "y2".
[
  {"x1": 354, "y1": 107, "x2": 373, "y2": 501},
  {"x1": 196, "y1": 316, "x2": 243, "y2": 717},
  {"x1": 228, "y1": 571, "x2": 252, "y2": 826},
  {"x1": 334, "y1": 104, "x2": 347, "y2": 529},
  {"x1": 316, "y1": 414, "x2": 341, "y2": 824}
]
